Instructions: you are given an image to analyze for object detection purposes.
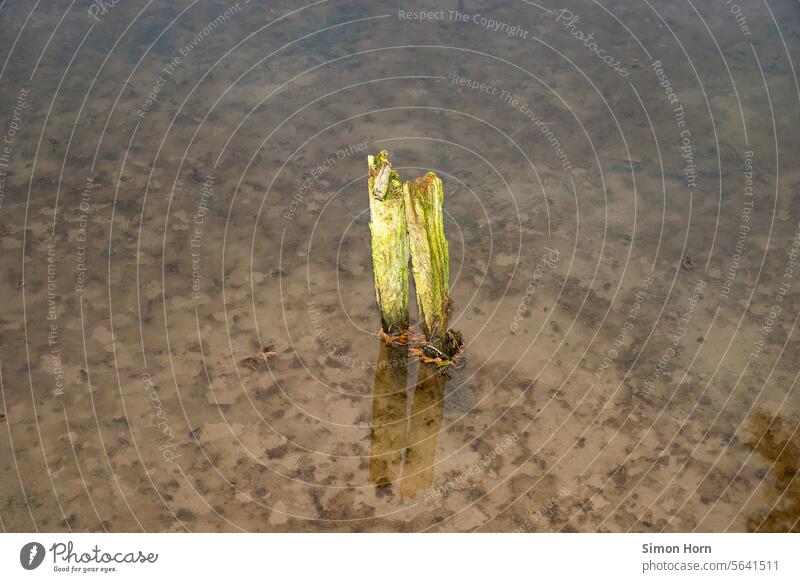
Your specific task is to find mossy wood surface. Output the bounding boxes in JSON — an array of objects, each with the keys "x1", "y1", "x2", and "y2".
[
  {"x1": 368, "y1": 151, "x2": 409, "y2": 335},
  {"x1": 403, "y1": 172, "x2": 450, "y2": 341}
]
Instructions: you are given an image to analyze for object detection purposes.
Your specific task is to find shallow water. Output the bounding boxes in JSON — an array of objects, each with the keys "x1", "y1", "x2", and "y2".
[{"x1": 0, "y1": 0, "x2": 799, "y2": 532}]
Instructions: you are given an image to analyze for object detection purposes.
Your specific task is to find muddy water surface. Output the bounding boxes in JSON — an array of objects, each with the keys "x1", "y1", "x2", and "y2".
[{"x1": 0, "y1": 0, "x2": 799, "y2": 532}]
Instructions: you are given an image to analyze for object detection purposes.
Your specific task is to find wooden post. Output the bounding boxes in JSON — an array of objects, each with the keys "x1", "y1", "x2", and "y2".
[
  {"x1": 368, "y1": 151, "x2": 409, "y2": 337},
  {"x1": 403, "y1": 172, "x2": 450, "y2": 344}
]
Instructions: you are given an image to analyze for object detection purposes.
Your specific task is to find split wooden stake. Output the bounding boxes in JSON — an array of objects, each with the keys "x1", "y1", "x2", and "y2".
[
  {"x1": 403, "y1": 172, "x2": 451, "y2": 344},
  {"x1": 367, "y1": 151, "x2": 409, "y2": 336}
]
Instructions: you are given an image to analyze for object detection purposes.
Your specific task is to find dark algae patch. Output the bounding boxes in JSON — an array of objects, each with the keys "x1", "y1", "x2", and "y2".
[{"x1": 745, "y1": 411, "x2": 800, "y2": 532}]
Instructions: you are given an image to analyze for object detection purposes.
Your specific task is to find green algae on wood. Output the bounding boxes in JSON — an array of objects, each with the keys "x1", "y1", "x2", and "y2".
[
  {"x1": 403, "y1": 172, "x2": 450, "y2": 342},
  {"x1": 368, "y1": 151, "x2": 409, "y2": 336}
]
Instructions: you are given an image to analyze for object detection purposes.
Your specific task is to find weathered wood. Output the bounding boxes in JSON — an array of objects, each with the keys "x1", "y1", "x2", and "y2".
[
  {"x1": 368, "y1": 151, "x2": 409, "y2": 336},
  {"x1": 403, "y1": 172, "x2": 450, "y2": 342}
]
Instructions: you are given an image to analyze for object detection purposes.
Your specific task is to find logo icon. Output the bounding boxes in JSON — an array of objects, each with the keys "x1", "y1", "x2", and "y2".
[{"x1": 20, "y1": 542, "x2": 46, "y2": 570}]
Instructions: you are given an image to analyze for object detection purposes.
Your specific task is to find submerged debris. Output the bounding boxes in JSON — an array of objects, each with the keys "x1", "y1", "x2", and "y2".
[
  {"x1": 410, "y1": 329, "x2": 464, "y2": 370},
  {"x1": 378, "y1": 328, "x2": 409, "y2": 347},
  {"x1": 240, "y1": 345, "x2": 276, "y2": 370}
]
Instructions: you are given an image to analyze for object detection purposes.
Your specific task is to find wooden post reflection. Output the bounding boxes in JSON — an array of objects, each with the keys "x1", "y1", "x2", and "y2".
[
  {"x1": 369, "y1": 340, "x2": 408, "y2": 487},
  {"x1": 369, "y1": 342, "x2": 447, "y2": 496},
  {"x1": 400, "y1": 363, "x2": 445, "y2": 497}
]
